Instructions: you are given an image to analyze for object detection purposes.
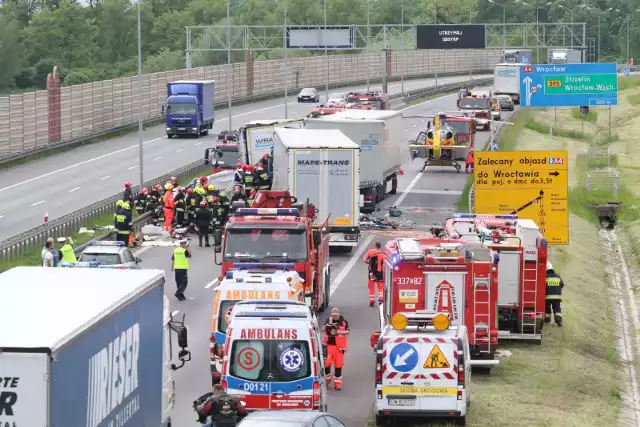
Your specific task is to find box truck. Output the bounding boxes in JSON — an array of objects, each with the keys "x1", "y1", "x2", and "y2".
[
  {"x1": 272, "y1": 127, "x2": 361, "y2": 248},
  {"x1": 500, "y1": 49, "x2": 533, "y2": 64},
  {"x1": 548, "y1": 48, "x2": 583, "y2": 64},
  {"x1": 493, "y1": 63, "x2": 525, "y2": 104},
  {"x1": 238, "y1": 119, "x2": 303, "y2": 173},
  {"x1": 0, "y1": 267, "x2": 191, "y2": 427},
  {"x1": 165, "y1": 80, "x2": 215, "y2": 138},
  {"x1": 304, "y1": 109, "x2": 407, "y2": 212}
]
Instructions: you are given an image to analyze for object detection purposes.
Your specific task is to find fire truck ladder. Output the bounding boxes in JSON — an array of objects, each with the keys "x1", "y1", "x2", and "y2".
[
  {"x1": 396, "y1": 238, "x2": 425, "y2": 260},
  {"x1": 520, "y1": 258, "x2": 540, "y2": 337},
  {"x1": 473, "y1": 277, "x2": 492, "y2": 356}
]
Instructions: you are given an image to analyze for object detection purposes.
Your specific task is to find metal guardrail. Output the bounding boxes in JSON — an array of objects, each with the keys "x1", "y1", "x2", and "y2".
[{"x1": 1, "y1": 78, "x2": 495, "y2": 263}]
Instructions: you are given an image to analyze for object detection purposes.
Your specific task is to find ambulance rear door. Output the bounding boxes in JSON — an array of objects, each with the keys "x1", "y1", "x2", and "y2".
[
  {"x1": 417, "y1": 337, "x2": 459, "y2": 411},
  {"x1": 424, "y1": 272, "x2": 466, "y2": 325}
]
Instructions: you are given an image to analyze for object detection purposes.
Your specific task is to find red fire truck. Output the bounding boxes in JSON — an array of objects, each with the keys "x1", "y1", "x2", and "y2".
[
  {"x1": 214, "y1": 191, "x2": 331, "y2": 313},
  {"x1": 307, "y1": 105, "x2": 345, "y2": 118},
  {"x1": 346, "y1": 90, "x2": 389, "y2": 110},
  {"x1": 456, "y1": 96, "x2": 490, "y2": 131},
  {"x1": 382, "y1": 237, "x2": 500, "y2": 369},
  {"x1": 444, "y1": 213, "x2": 548, "y2": 342}
]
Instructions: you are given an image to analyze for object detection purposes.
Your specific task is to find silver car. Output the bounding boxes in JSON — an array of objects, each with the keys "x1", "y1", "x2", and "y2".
[
  {"x1": 77, "y1": 241, "x2": 141, "y2": 267},
  {"x1": 238, "y1": 410, "x2": 347, "y2": 427}
]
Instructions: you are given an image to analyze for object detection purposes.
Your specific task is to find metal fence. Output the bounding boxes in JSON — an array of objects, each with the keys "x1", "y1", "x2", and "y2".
[
  {"x1": 585, "y1": 169, "x2": 620, "y2": 197},
  {"x1": 0, "y1": 49, "x2": 501, "y2": 161}
]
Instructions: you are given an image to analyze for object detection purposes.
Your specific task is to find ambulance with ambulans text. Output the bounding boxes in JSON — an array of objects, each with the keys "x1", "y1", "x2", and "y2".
[
  {"x1": 369, "y1": 311, "x2": 472, "y2": 426},
  {"x1": 209, "y1": 265, "x2": 305, "y2": 385},
  {"x1": 221, "y1": 300, "x2": 328, "y2": 412}
]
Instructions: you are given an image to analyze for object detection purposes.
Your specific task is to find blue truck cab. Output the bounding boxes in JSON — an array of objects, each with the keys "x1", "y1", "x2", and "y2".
[{"x1": 166, "y1": 80, "x2": 215, "y2": 138}]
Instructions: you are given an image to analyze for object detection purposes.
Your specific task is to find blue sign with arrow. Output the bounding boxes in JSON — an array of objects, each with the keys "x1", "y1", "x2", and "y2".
[
  {"x1": 389, "y1": 343, "x2": 419, "y2": 372},
  {"x1": 520, "y1": 63, "x2": 618, "y2": 108}
]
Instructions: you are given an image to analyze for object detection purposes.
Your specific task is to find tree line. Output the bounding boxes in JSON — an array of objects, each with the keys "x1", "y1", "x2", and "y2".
[{"x1": 0, "y1": 0, "x2": 636, "y2": 92}]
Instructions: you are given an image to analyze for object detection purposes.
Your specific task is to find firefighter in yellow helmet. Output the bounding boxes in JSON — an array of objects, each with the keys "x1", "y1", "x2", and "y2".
[{"x1": 545, "y1": 262, "x2": 564, "y2": 327}]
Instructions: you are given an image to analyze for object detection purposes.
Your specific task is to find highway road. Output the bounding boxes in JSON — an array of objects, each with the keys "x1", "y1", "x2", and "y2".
[
  {"x1": 0, "y1": 74, "x2": 491, "y2": 241},
  {"x1": 127, "y1": 91, "x2": 504, "y2": 427}
]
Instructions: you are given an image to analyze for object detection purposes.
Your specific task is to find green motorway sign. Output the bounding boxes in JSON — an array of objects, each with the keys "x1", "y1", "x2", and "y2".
[{"x1": 544, "y1": 74, "x2": 618, "y2": 96}]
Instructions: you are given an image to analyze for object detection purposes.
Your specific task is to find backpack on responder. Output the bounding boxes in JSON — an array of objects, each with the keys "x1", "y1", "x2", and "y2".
[{"x1": 193, "y1": 392, "x2": 214, "y2": 423}]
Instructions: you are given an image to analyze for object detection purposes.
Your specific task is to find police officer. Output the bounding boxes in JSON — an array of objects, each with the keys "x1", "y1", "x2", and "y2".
[
  {"x1": 256, "y1": 163, "x2": 271, "y2": 191},
  {"x1": 196, "y1": 384, "x2": 247, "y2": 427},
  {"x1": 174, "y1": 187, "x2": 186, "y2": 227},
  {"x1": 323, "y1": 307, "x2": 349, "y2": 390},
  {"x1": 363, "y1": 242, "x2": 386, "y2": 307},
  {"x1": 196, "y1": 201, "x2": 213, "y2": 247},
  {"x1": 134, "y1": 187, "x2": 148, "y2": 216},
  {"x1": 242, "y1": 164, "x2": 256, "y2": 197},
  {"x1": 115, "y1": 201, "x2": 133, "y2": 244},
  {"x1": 171, "y1": 239, "x2": 191, "y2": 301},
  {"x1": 57, "y1": 237, "x2": 77, "y2": 265},
  {"x1": 185, "y1": 187, "x2": 197, "y2": 231},
  {"x1": 545, "y1": 262, "x2": 564, "y2": 327}
]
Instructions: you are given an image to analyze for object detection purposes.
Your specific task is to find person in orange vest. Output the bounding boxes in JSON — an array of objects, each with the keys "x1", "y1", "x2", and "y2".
[
  {"x1": 363, "y1": 242, "x2": 386, "y2": 307},
  {"x1": 323, "y1": 307, "x2": 349, "y2": 390},
  {"x1": 465, "y1": 146, "x2": 474, "y2": 174},
  {"x1": 163, "y1": 182, "x2": 176, "y2": 232}
]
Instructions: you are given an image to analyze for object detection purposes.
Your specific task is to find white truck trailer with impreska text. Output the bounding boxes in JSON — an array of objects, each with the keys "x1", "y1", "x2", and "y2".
[
  {"x1": 493, "y1": 63, "x2": 525, "y2": 104},
  {"x1": 272, "y1": 127, "x2": 361, "y2": 248},
  {"x1": 0, "y1": 267, "x2": 191, "y2": 427},
  {"x1": 239, "y1": 119, "x2": 303, "y2": 169},
  {"x1": 304, "y1": 109, "x2": 407, "y2": 213}
]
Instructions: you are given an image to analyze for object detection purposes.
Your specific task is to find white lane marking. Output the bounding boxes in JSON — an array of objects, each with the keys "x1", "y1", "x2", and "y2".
[
  {"x1": 205, "y1": 279, "x2": 218, "y2": 289},
  {"x1": 176, "y1": 149, "x2": 184, "y2": 153},
  {"x1": 153, "y1": 156, "x2": 163, "y2": 161},
  {"x1": 68, "y1": 187, "x2": 81, "y2": 193},
  {"x1": 330, "y1": 234, "x2": 374, "y2": 294},
  {"x1": 0, "y1": 215, "x2": 4, "y2": 220},
  {"x1": 31, "y1": 200, "x2": 45, "y2": 207},
  {"x1": 399, "y1": 189, "x2": 463, "y2": 195},
  {"x1": 412, "y1": 124, "x2": 417, "y2": 128},
  {"x1": 394, "y1": 170, "x2": 424, "y2": 207},
  {"x1": 171, "y1": 310, "x2": 180, "y2": 317},
  {"x1": 0, "y1": 78, "x2": 477, "y2": 194},
  {"x1": 404, "y1": 129, "x2": 409, "y2": 132},
  {"x1": 100, "y1": 175, "x2": 110, "y2": 180},
  {"x1": 132, "y1": 245, "x2": 152, "y2": 257},
  {"x1": 128, "y1": 165, "x2": 138, "y2": 170},
  {"x1": 421, "y1": 119, "x2": 425, "y2": 123},
  {"x1": 195, "y1": 142, "x2": 203, "y2": 146}
]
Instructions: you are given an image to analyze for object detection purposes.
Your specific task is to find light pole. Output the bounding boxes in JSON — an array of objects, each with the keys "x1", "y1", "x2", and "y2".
[
  {"x1": 488, "y1": 0, "x2": 506, "y2": 49},
  {"x1": 626, "y1": 10, "x2": 640, "y2": 64},
  {"x1": 366, "y1": 0, "x2": 370, "y2": 91},
  {"x1": 137, "y1": 0, "x2": 144, "y2": 187},
  {"x1": 324, "y1": 0, "x2": 329, "y2": 103},
  {"x1": 226, "y1": 0, "x2": 232, "y2": 129},
  {"x1": 284, "y1": 0, "x2": 288, "y2": 119},
  {"x1": 534, "y1": 3, "x2": 552, "y2": 62},
  {"x1": 401, "y1": 0, "x2": 404, "y2": 94}
]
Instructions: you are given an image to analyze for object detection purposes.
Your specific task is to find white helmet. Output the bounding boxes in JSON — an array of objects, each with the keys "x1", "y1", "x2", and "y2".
[{"x1": 546, "y1": 262, "x2": 553, "y2": 271}]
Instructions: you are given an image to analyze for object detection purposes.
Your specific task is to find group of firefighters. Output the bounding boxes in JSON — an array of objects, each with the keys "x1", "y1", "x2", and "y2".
[{"x1": 113, "y1": 153, "x2": 273, "y2": 248}]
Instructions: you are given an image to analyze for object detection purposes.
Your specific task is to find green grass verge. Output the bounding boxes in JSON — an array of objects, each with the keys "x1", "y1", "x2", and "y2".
[
  {"x1": 628, "y1": 93, "x2": 640, "y2": 105},
  {"x1": 570, "y1": 108, "x2": 598, "y2": 123},
  {"x1": 618, "y1": 75, "x2": 640, "y2": 90}
]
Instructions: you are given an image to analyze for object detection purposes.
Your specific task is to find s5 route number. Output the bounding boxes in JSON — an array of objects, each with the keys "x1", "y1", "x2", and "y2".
[{"x1": 396, "y1": 277, "x2": 423, "y2": 286}]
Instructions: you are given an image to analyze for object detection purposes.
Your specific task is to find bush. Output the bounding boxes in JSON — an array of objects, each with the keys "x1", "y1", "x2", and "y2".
[
  {"x1": 63, "y1": 71, "x2": 92, "y2": 86},
  {"x1": 14, "y1": 68, "x2": 35, "y2": 89}
]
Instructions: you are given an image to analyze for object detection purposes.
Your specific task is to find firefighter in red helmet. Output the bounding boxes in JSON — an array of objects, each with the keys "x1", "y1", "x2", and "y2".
[
  {"x1": 123, "y1": 180, "x2": 134, "y2": 205},
  {"x1": 242, "y1": 164, "x2": 256, "y2": 197}
]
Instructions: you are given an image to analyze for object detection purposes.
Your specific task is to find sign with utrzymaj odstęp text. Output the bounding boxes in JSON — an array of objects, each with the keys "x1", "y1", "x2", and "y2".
[
  {"x1": 474, "y1": 150, "x2": 569, "y2": 245},
  {"x1": 520, "y1": 63, "x2": 618, "y2": 107}
]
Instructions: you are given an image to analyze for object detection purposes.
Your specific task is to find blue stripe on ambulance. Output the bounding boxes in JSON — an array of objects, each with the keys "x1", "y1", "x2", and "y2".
[
  {"x1": 213, "y1": 331, "x2": 226, "y2": 345},
  {"x1": 225, "y1": 376, "x2": 316, "y2": 395}
]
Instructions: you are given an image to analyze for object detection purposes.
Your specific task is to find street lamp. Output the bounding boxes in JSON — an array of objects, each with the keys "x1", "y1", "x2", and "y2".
[
  {"x1": 226, "y1": 0, "x2": 232, "y2": 129},
  {"x1": 283, "y1": 0, "x2": 288, "y2": 119},
  {"x1": 324, "y1": 0, "x2": 328, "y2": 103},
  {"x1": 137, "y1": 0, "x2": 143, "y2": 187},
  {"x1": 487, "y1": 0, "x2": 506, "y2": 49},
  {"x1": 366, "y1": 0, "x2": 370, "y2": 91}
]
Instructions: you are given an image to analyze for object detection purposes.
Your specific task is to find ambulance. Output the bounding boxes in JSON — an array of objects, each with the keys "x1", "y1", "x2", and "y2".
[
  {"x1": 221, "y1": 300, "x2": 328, "y2": 412},
  {"x1": 370, "y1": 311, "x2": 472, "y2": 426},
  {"x1": 210, "y1": 265, "x2": 305, "y2": 385}
]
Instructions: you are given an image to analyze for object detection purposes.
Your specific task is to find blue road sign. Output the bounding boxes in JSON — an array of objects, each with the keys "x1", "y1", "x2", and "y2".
[
  {"x1": 520, "y1": 63, "x2": 618, "y2": 107},
  {"x1": 389, "y1": 343, "x2": 419, "y2": 372},
  {"x1": 624, "y1": 66, "x2": 631, "y2": 76}
]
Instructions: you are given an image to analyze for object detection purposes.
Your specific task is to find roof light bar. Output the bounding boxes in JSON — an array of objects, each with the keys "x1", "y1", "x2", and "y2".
[
  {"x1": 59, "y1": 261, "x2": 99, "y2": 268},
  {"x1": 234, "y1": 208, "x2": 300, "y2": 216},
  {"x1": 89, "y1": 241, "x2": 126, "y2": 246},
  {"x1": 232, "y1": 262, "x2": 296, "y2": 270}
]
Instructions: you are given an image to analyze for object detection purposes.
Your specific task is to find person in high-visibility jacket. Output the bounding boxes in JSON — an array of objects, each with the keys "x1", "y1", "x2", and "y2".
[
  {"x1": 163, "y1": 182, "x2": 176, "y2": 232},
  {"x1": 545, "y1": 262, "x2": 564, "y2": 327},
  {"x1": 57, "y1": 237, "x2": 77, "y2": 265},
  {"x1": 363, "y1": 242, "x2": 386, "y2": 307},
  {"x1": 242, "y1": 164, "x2": 256, "y2": 197},
  {"x1": 465, "y1": 146, "x2": 474, "y2": 174},
  {"x1": 171, "y1": 239, "x2": 192, "y2": 301},
  {"x1": 323, "y1": 307, "x2": 349, "y2": 390}
]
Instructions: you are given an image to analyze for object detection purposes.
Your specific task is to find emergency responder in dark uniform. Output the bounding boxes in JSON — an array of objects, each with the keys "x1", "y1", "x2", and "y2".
[
  {"x1": 196, "y1": 384, "x2": 247, "y2": 427},
  {"x1": 218, "y1": 189, "x2": 231, "y2": 218},
  {"x1": 134, "y1": 187, "x2": 147, "y2": 215},
  {"x1": 210, "y1": 197, "x2": 225, "y2": 230},
  {"x1": 230, "y1": 186, "x2": 245, "y2": 203},
  {"x1": 323, "y1": 307, "x2": 349, "y2": 390},
  {"x1": 195, "y1": 201, "x2": 213, "y2": 247},
  {"x1": 174, "y1": 187, "x2": 186, "y2": 227},
  {"x1": 242, "y1": 164, "x2": 256, "y2": 197},
  {"x1": 259, "y1": 153, "x2": 269, "y2": 169},
  {"x1": 545, "y1": 262, "x2": 564, "y2": 326},
  {"x1": 363, "y1": 242, "x2": 386, "y2": 307},
  {"x1": 256, "y1": 163, "x2": 271, "y2": 191},
  {"x1": 171, "y1": 239, "x2": 191, "y2": 301},
  {"x1": 146, "y1": 184, "x2": 162, "y2": 223},
  {"x1": 123, "y1": 181, "x2": 134, "y2": 205},
  {"x1": 114, "y1": 201, "x2": 133, "y2": 244},
  {"x1": 233, "y1": 163, "x2": 244, "y2": 186},
  {"x1": 185, "y1": 187, "x2": 197, "y2": 231}
]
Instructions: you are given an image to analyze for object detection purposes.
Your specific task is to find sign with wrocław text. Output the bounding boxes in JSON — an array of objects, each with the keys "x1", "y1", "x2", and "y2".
[{"x1": 474, "y1": 150, "x2": 569, "y2": 245}]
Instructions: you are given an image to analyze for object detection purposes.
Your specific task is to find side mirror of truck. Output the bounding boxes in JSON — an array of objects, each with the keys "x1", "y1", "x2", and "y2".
[
  {"x1": 204, "y1": 148, "x2": 210, "y2": 165},
  {"x1": 370, "y1": 331, "x2": 381, "y2": 348},
  {"x1": 456, "y1": 100, "x2": 461, "y2": 108},
  {"x1": 177, "y1": 325, "x2": 189, "y2": 348}
]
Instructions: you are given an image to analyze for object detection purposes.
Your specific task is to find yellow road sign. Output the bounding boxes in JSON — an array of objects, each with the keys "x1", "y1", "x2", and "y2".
[
  {"x1": 473, "y1": 150, "x2": 569, "y2": 245},
  {"x1": 423, "y1": 345, "x2": 450, "y2": 369}
]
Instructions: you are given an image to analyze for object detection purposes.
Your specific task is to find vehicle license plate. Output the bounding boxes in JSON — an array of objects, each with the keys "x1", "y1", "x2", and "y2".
[
  {"x1": 178, "y1": 127, "x2": 186, "y2": 131},
  {"x1": 388, "y1": 398, "x2": 415, "y2": 406}
]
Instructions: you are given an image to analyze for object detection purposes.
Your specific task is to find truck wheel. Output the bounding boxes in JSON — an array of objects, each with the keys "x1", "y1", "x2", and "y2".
[
  {"x1": 389, "y1": 176, "x2": 398, "y2": 195},
  {"x1": 202, "y1": 129, "x2": 209, "y2": 136},
  {"x1": 166, "y1": 134, "x2": 173, "y2": 139},
  {"x1": 455, "y1": 416, "x2": 467, "y2": 426}
]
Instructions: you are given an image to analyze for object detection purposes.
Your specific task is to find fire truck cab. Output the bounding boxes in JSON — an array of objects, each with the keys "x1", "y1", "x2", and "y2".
[
  {"x1": 381, "y1": 238, "x2": 499, "y2": 369},
  {"x1": 214, "y1": 195, "x2": 331, "y2": 313},
  {"x1": 456, "y1": 96, "x2": 490, "y2": 131},
  {"x1": 445, "y1": 214, "x2": 548, "y2": 341},
  {"x1": 346, "y1": 90, "x2": 389, "y2": 110}
]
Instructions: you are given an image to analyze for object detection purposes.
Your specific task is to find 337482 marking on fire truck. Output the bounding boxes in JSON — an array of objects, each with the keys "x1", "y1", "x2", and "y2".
[
  {"x1": 423, "y1": 345, "x2": 451, "y2": 369},
  {"x1": 473, "y1": 150, "x2": 569, "y2": 245}
]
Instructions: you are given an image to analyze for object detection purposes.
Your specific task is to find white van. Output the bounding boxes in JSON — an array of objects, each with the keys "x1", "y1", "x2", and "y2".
[
  {"x1": 370, "y1": 311, "x2": 472, "y2": 426},
  {"x1": 221, "y1": 300, "x2": 328, "y2": 412}
]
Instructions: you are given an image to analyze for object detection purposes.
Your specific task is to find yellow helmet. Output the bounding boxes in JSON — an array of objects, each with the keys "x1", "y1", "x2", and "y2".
[
  {"x1": 208, "y1": 185, "x2": 216, "y2": 192},
  {"x1": 165, "y1": 183, "x2": 173, "y2": 191}
]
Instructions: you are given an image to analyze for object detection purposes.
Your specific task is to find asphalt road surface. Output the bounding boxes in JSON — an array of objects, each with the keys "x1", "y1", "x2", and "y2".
[
  {"x1": 0, "y1": 74, "x2": 491, "y2": 241},
  {"x1": 127, "y1": 92, "x2": 507, "y2": 427}
]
